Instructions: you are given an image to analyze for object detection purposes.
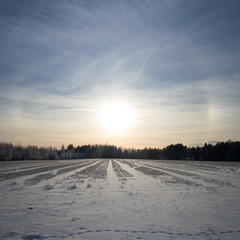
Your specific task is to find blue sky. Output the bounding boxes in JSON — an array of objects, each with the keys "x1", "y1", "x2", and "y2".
[{"x1": 0, "y1": 0, "x2": 240, "y2": 148}]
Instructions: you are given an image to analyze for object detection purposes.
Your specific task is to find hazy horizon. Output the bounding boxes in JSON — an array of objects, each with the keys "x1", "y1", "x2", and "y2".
[
  {"x1": 1, "y1": 0, "x2": 240, "y2": 149},
  {"x1": 0, "y1": 137, "x2": 236, "y2": 151}
]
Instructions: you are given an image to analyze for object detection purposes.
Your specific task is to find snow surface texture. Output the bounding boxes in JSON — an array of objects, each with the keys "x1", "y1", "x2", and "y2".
[{"x1": 0, "y1": 159, "x2": 240, "y2": 240}]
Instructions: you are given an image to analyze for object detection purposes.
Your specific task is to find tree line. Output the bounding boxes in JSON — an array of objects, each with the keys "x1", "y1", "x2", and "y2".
[{"x1": 0, "y1": 141, "x2": 239, "y2": 161}]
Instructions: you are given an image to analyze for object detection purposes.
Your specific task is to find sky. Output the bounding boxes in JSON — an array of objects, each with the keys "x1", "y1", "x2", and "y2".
[{"x1": 0, "y1": 0, "x2": 240, "y2": 149}]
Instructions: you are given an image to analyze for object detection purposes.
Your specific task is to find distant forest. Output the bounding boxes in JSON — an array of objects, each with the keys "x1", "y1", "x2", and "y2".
[{"x1": 0, "y1": 141, "x2": 240, "y2": 162}]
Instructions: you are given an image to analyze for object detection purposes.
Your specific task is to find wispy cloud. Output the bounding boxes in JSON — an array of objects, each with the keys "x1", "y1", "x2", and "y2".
[{"x1": 0, "y1": 0, "x2": 240, "y2": 147}]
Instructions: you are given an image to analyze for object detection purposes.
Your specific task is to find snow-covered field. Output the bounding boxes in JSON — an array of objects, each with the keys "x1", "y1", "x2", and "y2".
[{"x1": 0, "y1": 159, "x2": 240, "y2": 240}]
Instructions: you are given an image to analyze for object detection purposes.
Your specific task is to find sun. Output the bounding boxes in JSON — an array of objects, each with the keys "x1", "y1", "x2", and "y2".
[{"x1": 99, "y1": 103, "x2": 134, "y2": 134}]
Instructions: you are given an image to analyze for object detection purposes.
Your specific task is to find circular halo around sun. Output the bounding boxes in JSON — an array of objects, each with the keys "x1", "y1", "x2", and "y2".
[{"x1": 99, "y1": 102, "x2": 134, "y2": 134}]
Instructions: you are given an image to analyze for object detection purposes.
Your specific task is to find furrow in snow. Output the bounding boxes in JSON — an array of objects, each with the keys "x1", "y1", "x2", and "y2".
[
  {"x1": 112, "y1": 160, "x2": 133, "y2": 178},
  {"x1": 0, "y1": 161, "x2": 87, "y2": 181}
]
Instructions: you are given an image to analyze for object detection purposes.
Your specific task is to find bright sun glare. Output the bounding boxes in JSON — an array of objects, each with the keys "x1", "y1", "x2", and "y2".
[{"x1": 99, "y1": 103, "x2": 134, "y2": 134}]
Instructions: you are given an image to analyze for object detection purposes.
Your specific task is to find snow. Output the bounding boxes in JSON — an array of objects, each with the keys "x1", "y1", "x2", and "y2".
[{"x1": 0, "y1": 159, "x2": 240, "y2": 240}]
